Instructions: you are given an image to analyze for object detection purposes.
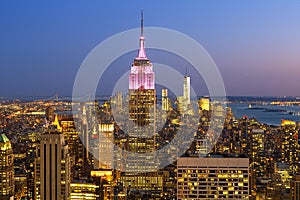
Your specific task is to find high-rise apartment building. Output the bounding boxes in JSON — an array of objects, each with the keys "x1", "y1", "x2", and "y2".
[
  {"x1": 177, "y1": 155, "x2": 249, "y2": 199},
  {"x1": 34, "y1": 130, "x2": 71, "y2": 200},
  {"x1": 0, "y1": 134, "x2": 14, "y2": 200},
  {"x1": 250, "y1": 129, "x2": 266, "y2": 177},
  {"x1": 280, "y1": 120, "x2": 299, "y2": 173}
]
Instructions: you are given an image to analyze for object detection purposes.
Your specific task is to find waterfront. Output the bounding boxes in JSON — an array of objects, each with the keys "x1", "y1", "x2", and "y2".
[
  {"x1": 2, "y1": 96, "x2": 300, "y2": 126},
  {"x1": 230, "y1": 103, "x2": 300, "y2": 126}
]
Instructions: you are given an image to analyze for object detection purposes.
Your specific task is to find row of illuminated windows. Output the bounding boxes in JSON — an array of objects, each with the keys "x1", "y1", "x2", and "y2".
[
  {"x1": 178, "y1": 186, "x2": 248, "y2": 190},
  {"x1": 178, "y1": 169, "x2": 248, "y2": 173},
  {"x1": 178, "y1": 174, "x2": 248, "y2": 178},
  {"x1": 178, "y1": 194, "x2": 248, "y2": 198},
  {"x1": 178, "y1": 173, "x2": 248, "y2": 176},
  {"x1": 178, "y1": 191, "x2": 248, "y2": 195},
  {"x1": 178, "y1": 180, "x2": 247, "y2": 186},
  {"x1": 178, "y1": 179, "x2": 248, "y2": 184}
]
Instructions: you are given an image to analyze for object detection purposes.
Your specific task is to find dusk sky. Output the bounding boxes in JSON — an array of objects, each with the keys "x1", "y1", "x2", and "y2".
[{"x1": 1, "y1": 0, "x2": 300, "y2": 96}]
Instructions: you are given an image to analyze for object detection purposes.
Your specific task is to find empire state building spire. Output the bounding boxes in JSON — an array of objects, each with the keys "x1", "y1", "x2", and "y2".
[
  {"x1": 130, "y1": 10, "x2": 154, "y2": 90},
  {"x1": 141, "y1": 9, "x2": 144, "y2": 37},
  {"x1": 136, "y1": 9, "x2": 147, "y2": 59}
]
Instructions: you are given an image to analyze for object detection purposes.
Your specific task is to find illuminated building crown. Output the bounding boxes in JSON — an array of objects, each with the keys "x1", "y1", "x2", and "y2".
[
  {"x1": 129, "y1": 10, "x2": 155, "y2": 90},
  {"x1": 0, "y1": 133, "x2": 12, "y2": 150}
]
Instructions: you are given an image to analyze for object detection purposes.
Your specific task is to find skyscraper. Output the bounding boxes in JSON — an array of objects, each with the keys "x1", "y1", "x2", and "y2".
[
  {"x1": 162, "y1": 88, "x2": 169, "y2": 111},
  {"x1": 280, "y1": 120, "x2": 299, "y2": 173},
  {"x1": 60, "y1": 117, "x2": 82, "y2": 163},
  {"x1": 0, "y1": 134, "x2": 14, "y2": 200},
  {"x1": 121, "y1": 11, "x2": 162, "y2": 197},
  {"x1": 183, "y1": 73, "x2": 190, "y2": 105},
  {"x1": 127, "y1": 10, "x2": 156, "y2": 172},
  {"x1": 34, "y1": 130, "x2": 71, "y2": 200},
  {"x1": 94, "y1": 123, "x2": 114, "y2": 169},
  {"x1": 178, "y1": 73, "x2": 191, "y2": 115}
]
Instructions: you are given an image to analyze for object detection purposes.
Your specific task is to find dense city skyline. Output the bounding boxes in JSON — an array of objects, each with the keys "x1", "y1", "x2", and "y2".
[
  {"x1": 1, "y1": 6, "x2": 300, "y2": 198},
  {"x1": 1, "y1": 0, "x2": 300, "y2": 96}
]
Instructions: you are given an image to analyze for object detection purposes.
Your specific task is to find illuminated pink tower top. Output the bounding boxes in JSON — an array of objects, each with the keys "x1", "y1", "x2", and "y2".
[{"x1": 129, "y1": 10, "x2": 155, "y2": 90}]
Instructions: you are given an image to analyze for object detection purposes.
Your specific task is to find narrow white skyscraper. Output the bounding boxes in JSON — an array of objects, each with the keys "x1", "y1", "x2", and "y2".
[{"x1": 183, "y1": 74, "x2": 190, "y2": 105}]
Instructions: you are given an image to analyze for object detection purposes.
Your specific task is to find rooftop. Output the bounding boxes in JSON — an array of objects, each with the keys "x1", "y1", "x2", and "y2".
[
  {"x1": 0, "y1": 133, "x2": 12, "y2": 150},
  {"x1": 0, "y1": 133, "x2": 10, "y2": 143}
]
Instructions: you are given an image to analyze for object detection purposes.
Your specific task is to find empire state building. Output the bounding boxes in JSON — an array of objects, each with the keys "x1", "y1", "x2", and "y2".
[
  {"x1": 127, "y1": 10, "x2": 156, "y2": 161},
  {"x1": 128, "y1": 11, "x2": 155, "y2": 129},
  {"x1": 120, "y1": 11, "x2": 162, "y2": 194}
]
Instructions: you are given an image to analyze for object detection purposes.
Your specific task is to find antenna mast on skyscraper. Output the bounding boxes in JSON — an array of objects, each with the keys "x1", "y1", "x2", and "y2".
[{"x1": 141, "y1": 9, "x2": 144, "y2": 36}]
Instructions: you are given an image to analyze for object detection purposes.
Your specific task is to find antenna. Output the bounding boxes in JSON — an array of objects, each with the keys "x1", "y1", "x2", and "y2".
[{"x1": 141, "y1": 9, "x2": 144, "y2": 36}]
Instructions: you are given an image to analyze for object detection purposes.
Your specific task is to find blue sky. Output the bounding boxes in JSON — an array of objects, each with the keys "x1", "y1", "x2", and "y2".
[{"x1": 0, "y1": 0, "x2": 300, "y2": 96}]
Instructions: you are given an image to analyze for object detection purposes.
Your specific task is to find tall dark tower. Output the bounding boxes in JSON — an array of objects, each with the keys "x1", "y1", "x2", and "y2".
[{"x1": 34, "y1": 131, "x2": 71, "y2": 200}]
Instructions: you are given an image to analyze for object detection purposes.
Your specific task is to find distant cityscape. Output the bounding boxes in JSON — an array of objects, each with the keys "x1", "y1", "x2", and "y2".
[{"x1": 2, "y1": 91, "x2": 300, "y2": 200}]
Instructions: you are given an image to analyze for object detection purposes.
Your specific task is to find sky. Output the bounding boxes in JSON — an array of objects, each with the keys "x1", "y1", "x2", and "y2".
[{"x1": 0, "y1": 0, "x2": 300, "y2": 97}]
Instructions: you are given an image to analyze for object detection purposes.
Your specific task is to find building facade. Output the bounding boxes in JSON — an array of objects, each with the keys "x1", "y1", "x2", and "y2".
[
  {"x1": 162, "y1": 88, "x2": 169, "y2": 111},
  {"x1": 34, "y1": 131, "x2": 71, "y2": 200},
  {"x1": 0, "y1": 134, "x2": 14, "y2": 200},
  {"x1": 126, "y1": 10, "x2": 157, "y2": 173},
  {"x1": 291, "y1": 174, "x2": 300, "y2": 200},
  {"x1": 177, "y1": 156, "x2": 249, "y2": 199},
  {"x1": 94, "y1": 123, "x2": 114, "y2": 169},
  {"x1": 120, "y1": 11, "x2": 163, "y2": 198},
  {"x1": 70, "y1": 182, "x2": 99, "y2": 200},
  {"x1": 199, "y1": 97, "x2": 210, "y2": 111}
]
